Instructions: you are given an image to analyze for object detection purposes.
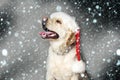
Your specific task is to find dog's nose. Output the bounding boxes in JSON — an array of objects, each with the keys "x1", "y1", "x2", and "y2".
[{"x1": 42, "y1": 17, "x2": 49, "y2": 31}]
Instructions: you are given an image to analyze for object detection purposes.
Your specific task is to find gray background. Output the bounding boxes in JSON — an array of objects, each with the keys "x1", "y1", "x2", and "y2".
[{"x1": 0, "y1": 0, "x2": 120, "y2": 80}]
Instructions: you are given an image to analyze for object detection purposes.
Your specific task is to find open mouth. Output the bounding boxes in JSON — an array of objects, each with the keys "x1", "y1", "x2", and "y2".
[
  {"x1": 39, "y1": 17, "x2": 59, "y2": 39},
  {"x1": 39, "y1": 30, "x2": 59, "y2": 39}
]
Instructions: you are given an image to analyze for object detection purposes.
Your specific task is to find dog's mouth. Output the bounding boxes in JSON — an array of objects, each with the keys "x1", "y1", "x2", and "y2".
[
  {"x1": 39, "y1": 17, "x2": 59, "y2": 39},
  {"x1": 39, "y1": 30, "x2": 59, "y2": 39}
]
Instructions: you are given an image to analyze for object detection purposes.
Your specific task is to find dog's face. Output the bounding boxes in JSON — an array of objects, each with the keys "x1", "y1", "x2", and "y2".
[{"x1": 40, "y1": 12, "x2": 79, "y2": 47}]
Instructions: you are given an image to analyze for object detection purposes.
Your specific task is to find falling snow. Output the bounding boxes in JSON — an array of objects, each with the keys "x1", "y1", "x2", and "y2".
[
  {"x1": 14, "y1": 32, "x2": 19, "y2": 37},
  {"x1": 116, "y1": 49, "x2": 120, "y2": 56},
  {"x1": 10, "y1": 78, "x2": 14, "y2": 80},
  {"x1": 95, "y1": 5, "x2": 100, "y2": 9},
  {"x1": 81, "y1": 73, "x2": 85, "y2": 77},
  {"x1": 8, "y1": 31, "x2": 12, "y2": 35},
  {"x1": 88, "y1": 7, "x2": 91, "y2": 11},
  {"x1": 34, "y1": 70, "x2": 38, "y2": 74},
  {"x1": 0, "y1": 60, "x2": 7, "y2": 66},
  {"x1": 98, "y1": 13, "x2": 102, "y2": 16},
  {"x1": 56, "y1": 5, "x2": 62, "y2": 11},
  {"x1": 116, "y1": 60, "x2": 120, "y2": 66},
  {"x1": 0, "y1": 18, "x2": 3, "y2": 21},
  {"x1": 2, "y1": 49, "x2": 8, "y2": 56},
  {"x1": 0, "y1": 0, "x2": 119, "y2": 80},
  {"x1": 86, "y1": 18, "x2": 89, "y2": 21},
  {"x1": 107, "y1": 59, "x2": 111, "y2": 63},
  {"x1": 93, "y1": 19, "x2": 97, "y2": 23},
  {"x1": 103, "y1": 58, "x2": 106, "y2": 62}
]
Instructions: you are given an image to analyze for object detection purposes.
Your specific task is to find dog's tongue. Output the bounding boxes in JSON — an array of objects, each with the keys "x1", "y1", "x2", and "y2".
[{"x1": 39, "y1": 31, "x2": 57, "y2": 39}]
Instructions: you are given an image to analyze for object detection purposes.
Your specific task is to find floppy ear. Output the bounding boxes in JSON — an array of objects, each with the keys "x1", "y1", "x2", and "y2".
[
  {"x1": 59, "y1": 30, "x2": 75, "y2": 54},
  {"x1": 66, "y1": 30, "x2": 75, "y2": 46}
]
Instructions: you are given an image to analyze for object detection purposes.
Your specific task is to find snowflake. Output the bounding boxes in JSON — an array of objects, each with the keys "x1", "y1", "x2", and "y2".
[
  {"x1": 18, "y1": 58, "x2": 23, "y2": 62},
  {"x1": 21, "y1": 73, "x2": 26, "y2": 76},
  {"x1": 14, "y1": 32, "x2": 19, "y2": 37},
  {"x1": 81, "y1": 73, "x2": 85, "y2": 77},
  {"x1": 66, "y1": 6, "x2": 69, "y2": 10},
  {"x1": 91, "y1": 51, "x2": 95, "y2": 54},
  {"x1": 10, "y1": 78, "x2": 14, "y2": 80},
  {"x1": 33, "y1": 39, "x2": 36, "y2": 42},
  {"x1": 98, "y1": 13, "x2": 102, "y2": 16},
  {"x1": 107, "y1": 59, "x2": 111, "y2": 63},
  {"x1": 6, "y1": 21, "x2": 10, "y2": 25},
  {"x1": 97, "y1": 74, "x2": 100, "y2": 77},
  {"x1": 86, "y1": 18, "x2": 89, "y2": 21},
  {"x1": 116, "y1": 60, "x2": 120, "y2": 66},
  {"x1": 107, "y1": 41, "x2": 111, "y2": 44},
  {"x1": 113, "y1": 10, "x2": 117, "y2": 14},
  {"x1": 8, "y1": 31, "x2": 12, "y2": 35},
  {"x1": 102, "y1": 58, "x2": 106, "y2": 62},
  {"x1": 93, "y1": 19, "x2": 97, "y2": 23},
  {"x1": 106, "y1": 2, "x2": 109, "y2": 6},
  {"x1": 116, "y1": 49, "x2": 120, "y2": 56},
  {"x1": 22, "y1": 7, "x2": 26, "y2": 13},
  {"x1": 23, "y1": 50, "x2": 26, "y2": 52},
  {"x1": 0, "y1": 18, "x2": 3, "y2": 21},
  {"x1": 19, "y1": 41, "x2": 23, "y2": 45},
  {"x1": 2, "y1": 49, "x2": 8, "y2": 57},
  {"x1": 88, "y1": 7, "x2": 91, "y2": 11},
  {"x1": 43, "y1": 61, "x2": 46, "y2": 64},
  {"x1": 21, "y1": 2, "x2": 24, "y2": 5},
  {"x1": 56, "y1": 5, "x2": 62, "y2": 11},
  {"x1": 63, "y1": 2, "x2": 66, "y2": 5},
  {"x1": 34, "y1": 70, "x2": 38, "y2": 74},
  {"x1": 11, "y1": 61, "x2": 15, "y2": 64},
  {"x1": 30, "y1": 6, "x2": 33, "y2": 9},
  {"x1": 0, "y1": 60, "x2": 7, "y2": 66},
  {"x1": 86, "y1": 61, "x2": 89, "y2": 64},
  {"x1": 86, "y1": 22, "x2": 88, "y2": 25},
  {"x1": 28, "y1": 53, "x2": 31, "y2": 56},
  {"x1": 95, "y1": 5, "x2": 100, "y2": 9},
  {"x1": 13, "y1": 7, "x2": 16, "y2": 10},
  {"x1": 70, "y1": 10, "x2": 73, "y2": 13},
  {"x1": 6, "y1": 70, "x2": 9, "y2": 73},
  {"x1": 37, "y1": 19, "x2": 41, "y2": 24},
  {"x1": 109, "y1": 7, "x2": 112, "y2": 10},
  {"x1": 74, "y1": 2, "x2": 77, "y2": 5},
  {"x1": 22, "y1": 10, "x2": 26, "y2": 13},
  {"x1": 77, "y1": 6, "x2": 80, "y2": 9}
]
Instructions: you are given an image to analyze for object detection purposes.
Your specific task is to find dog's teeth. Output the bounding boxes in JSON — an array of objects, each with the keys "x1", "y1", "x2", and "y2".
[{"x1": 51, "y1": 34, "x2": 56, "y2": 36}]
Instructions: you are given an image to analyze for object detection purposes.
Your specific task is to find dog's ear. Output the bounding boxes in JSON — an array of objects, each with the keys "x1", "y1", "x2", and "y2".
[
  {"x1": 59, "y1": 30, "x2": 75, "y2": 54},
  {"x1": 66, "y1": 30, "x2": 75, "y2": 46}
]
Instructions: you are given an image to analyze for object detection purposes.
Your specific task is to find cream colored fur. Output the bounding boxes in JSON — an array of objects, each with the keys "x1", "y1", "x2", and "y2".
[{"x1": 45, "y1": 12, "x2": 87, "y2": 80}]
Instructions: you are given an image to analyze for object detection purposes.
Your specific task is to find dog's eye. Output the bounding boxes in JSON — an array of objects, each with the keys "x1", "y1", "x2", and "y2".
[{"x1": 56, "y1": 20, "x2": 62, "y2": 24}]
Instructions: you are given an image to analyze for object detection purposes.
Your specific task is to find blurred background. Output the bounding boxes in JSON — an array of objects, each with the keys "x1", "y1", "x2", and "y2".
[{"x1": 0, "y1": 0, "x2": 120, "y2": 80}]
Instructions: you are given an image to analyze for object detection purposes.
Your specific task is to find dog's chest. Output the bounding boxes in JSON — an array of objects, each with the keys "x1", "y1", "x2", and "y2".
[{"x1": 47, "y1": 47, "x2": 75, "y2": 79}]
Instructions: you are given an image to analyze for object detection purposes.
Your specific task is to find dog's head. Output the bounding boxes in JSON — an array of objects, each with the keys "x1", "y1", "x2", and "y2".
[
  {"x1": 40, "y1": 12, "x2": 79, "y2": 53},
  {"x1": 40, "y1": 12, "x2": 79, "y2": 42}
]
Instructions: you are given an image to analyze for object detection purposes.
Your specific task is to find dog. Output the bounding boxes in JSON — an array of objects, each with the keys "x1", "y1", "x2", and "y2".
[{"x1": 39, "y1": 12, "x2": 88, "y2": 80}]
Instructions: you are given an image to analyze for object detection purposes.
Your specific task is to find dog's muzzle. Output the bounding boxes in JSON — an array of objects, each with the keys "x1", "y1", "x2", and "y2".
[
  {"x1": 42, "y1": 17, "x2": 49, "y2": 31},
  {"x1": 40, "y1": 17, "x2": 59, "y2": 39}
]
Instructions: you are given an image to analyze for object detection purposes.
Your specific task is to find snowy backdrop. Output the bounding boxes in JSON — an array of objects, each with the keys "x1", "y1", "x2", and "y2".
[{"x1": 0, "y1": 0, "x2": 120, "y2": 80}]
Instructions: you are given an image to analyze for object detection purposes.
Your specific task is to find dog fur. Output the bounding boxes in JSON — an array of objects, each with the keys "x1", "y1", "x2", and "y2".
[{"x1": 41, "y1": 12, "x2": 88, "y2": 80}]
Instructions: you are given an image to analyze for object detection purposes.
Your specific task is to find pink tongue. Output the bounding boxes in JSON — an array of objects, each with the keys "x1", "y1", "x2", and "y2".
[{"x1": 39, "y1": 31, "x2": 55, "y2": 39}]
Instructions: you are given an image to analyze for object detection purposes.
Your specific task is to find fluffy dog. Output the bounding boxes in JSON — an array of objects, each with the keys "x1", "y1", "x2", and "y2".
[{"x1": 40, "y1": 12, "x2": 88, "y2": 80}]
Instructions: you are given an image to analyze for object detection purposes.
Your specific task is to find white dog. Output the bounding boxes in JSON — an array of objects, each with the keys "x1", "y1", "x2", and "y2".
[{"x1": 40, "y1": 12, "x2": 88, "y2": 80}]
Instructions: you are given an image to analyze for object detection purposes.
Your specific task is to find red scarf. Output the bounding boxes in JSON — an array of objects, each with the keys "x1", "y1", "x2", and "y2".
[{"x1": 75, "y1": 29, "x2": 81, "y2": 61}]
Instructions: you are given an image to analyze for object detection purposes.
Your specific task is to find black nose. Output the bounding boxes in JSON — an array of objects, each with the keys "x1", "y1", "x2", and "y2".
[{"x1": 42, "y1": 17, "x2": 49, "y2": 31}]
